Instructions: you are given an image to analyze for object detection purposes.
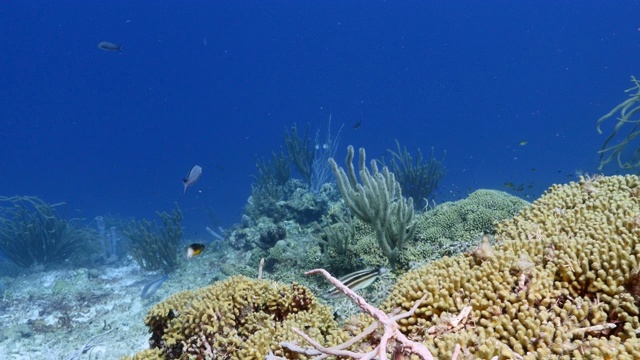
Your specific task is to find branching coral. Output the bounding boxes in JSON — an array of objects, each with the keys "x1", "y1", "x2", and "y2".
[
  {"x1": 376, "y1": 175, "x2": 640, "y2": 359},
  {"x1": 277, "y1": 268, "x2": 435, "y2": 360},
  {"x1": 128, "y1": 275, "x2": 348, "y2": 360}
]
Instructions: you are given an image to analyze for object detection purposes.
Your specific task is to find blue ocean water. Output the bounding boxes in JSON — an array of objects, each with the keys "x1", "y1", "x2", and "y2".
[{"x1": 1, "y1": 1, "x2": 638, "y2": 238}]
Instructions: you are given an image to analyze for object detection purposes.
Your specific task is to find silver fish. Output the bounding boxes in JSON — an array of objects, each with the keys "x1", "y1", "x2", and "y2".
[
  {"x1": 98, "y1": 41, "x2": 121, "y2": 52},
  {"x1": 182, "y1": 165, "x2": 202, "y2": 194},
  {"x1": 322, "y1": 267, "x2": 388, "y2": 299},
  {"x1": 141, "y1": 275, "x2": 168, "y2": 299}
]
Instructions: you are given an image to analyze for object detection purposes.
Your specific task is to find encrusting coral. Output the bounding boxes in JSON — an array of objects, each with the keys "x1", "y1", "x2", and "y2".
[
  {"x1": 413, "y1": 189, "x2": 529, "y2": 246},
  {"x1": 125, "y1": 275, "x2": 348, "y2": 360},
  {"x1": 375, "y1": 174, "x2": 640, "y2": 359}
]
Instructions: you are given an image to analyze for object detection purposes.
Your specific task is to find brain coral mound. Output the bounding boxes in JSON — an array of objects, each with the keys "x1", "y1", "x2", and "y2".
[
  {"x1": 380, "y1": 175, "x2": 640, "y2": 359},
  {"x1": 128, "y1": 275, "x2": 347, "y2": 360},
  {"x1": 414, "y1": 189, "x2": 530, "y2": 246}
]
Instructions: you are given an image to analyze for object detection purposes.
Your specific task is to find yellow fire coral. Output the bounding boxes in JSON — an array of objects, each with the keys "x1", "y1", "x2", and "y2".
[
  {"x1": 380, "y1": 175, "x2": 640, "y2": 359},
  {"x1": 127, "y1": 275, "x2": 347, "y2": 360}
]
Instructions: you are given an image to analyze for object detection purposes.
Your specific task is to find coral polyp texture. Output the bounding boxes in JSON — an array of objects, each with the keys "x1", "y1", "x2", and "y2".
[
  {"x1": 125, "y1": 275, "x2": 347, "y2": 360},
  {"x1": 124, "y1": 175, "x2": 640, "y2": 360},
  {"x1": 380, "y1": 174, "x2": 640, "y2": 359}
]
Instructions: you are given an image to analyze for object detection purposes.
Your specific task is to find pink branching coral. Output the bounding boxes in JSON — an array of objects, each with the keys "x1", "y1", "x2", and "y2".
[{"x1": 274, "y1": 268, "x2": 435, "y2": 360}]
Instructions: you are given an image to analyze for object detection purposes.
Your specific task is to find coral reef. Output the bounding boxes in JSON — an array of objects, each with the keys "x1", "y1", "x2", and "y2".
[
  {"x1": 322, "y1": 216, "x2": 387, "y2": 273},
  {"x1": 415, "y1": 189, "x2": 529, "y2": 245},
  {"x1": 120, "y1": 348, "x2": 165, "y2": 360},
  {"x1": 251, "y1": 180, "x2": 332, "y2": 224},
  {"x1": 131, "y1": 275, "x2": 348, "y2": 360},
  {"x1": 407, "y1": 189, "x2": 529, "y2": 265},
  {"x1": 277, "y1": 268, "x2": 435, "y2": 360},
  {"x1": 322, "y1": 189, "x2": 528, "y2": 273},
  {"x1": 114, "y1": 176, "x2": 640, "y2": 359},
  {"x1": 228, "y1": 177, "x2": 335, "y2": 291},
  {"x1": 375, "y1": 175, "x2": 640, "y2": 359}
]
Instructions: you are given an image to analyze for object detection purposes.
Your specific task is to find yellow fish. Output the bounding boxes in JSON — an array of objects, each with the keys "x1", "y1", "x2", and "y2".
[{"x1": 187, "y1": 243, "x2": 205, "y2": 258}]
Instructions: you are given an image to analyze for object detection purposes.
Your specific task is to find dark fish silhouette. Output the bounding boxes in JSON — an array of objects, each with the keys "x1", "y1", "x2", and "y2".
[
  {"x1": 353, "y1": 120, "x2": 362, "y2": 129},
  {"x1": 98, "y1": 41, "x2": 122, "y2": 52},
  {"x1": 504, "y1": 182, "x2": 525, "y2": 192}
]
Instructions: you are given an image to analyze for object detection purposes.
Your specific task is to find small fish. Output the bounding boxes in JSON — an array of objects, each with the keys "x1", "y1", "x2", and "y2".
[
  {"x1": 182, "y1": 165, "x2": 202, "y2": 194},
  {"x1": 353, "y1": 120, "x2": 362, "y2": 129},
  {"x1": 98, "y1": 41, "x2": 122, "y2": 52},
  {"x1": 187, "y1": 243, "x2": 205, "y2": 258},
  {"x1": 322, "y1": 267, "x2": 388, "y2": 299},
  {"x1": 141, "y1": 275, "x2": 168, "y2": 299},
  {"x1": 518, "y1": 141, "x2": 528, "y2": 146},
  {"x1": 504, "y1": 182, "x2": 525, "y2": 191}
]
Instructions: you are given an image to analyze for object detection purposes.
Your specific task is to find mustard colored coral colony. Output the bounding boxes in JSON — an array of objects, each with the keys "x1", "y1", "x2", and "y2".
[
  {"x1": 124, "y1": 175, "x2": 640, "y2": 359},
  {"x1": 383, "y1": 174, "x2": 640, "y2": 359},
  {"x1": 128, "y1": 275, "x2": 349, "y2": 360}
]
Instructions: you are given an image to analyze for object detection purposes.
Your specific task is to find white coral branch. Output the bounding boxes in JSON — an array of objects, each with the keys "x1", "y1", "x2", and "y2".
[{"x1": 278, "y1": 268, "x2": 435, "y2": 360}]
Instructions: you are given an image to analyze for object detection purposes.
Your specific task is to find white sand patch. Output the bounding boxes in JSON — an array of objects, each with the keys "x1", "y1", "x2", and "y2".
[{"x1": 0, "y1": 258, "x2": 180, "y2": 359}]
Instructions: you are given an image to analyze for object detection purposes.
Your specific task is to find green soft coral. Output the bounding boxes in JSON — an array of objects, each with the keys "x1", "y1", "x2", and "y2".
[{"x1": 322, "y1": 189, "x2": 528, "y2": 272}]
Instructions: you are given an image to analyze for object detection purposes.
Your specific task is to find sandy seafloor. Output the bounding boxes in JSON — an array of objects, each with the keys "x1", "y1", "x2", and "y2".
[
  {"x1": 0, "y1": 240, "x2": 385, "y2": 360},
  {"x1": 0, "y1": 247, "x2": 237, "y2": 360}
]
